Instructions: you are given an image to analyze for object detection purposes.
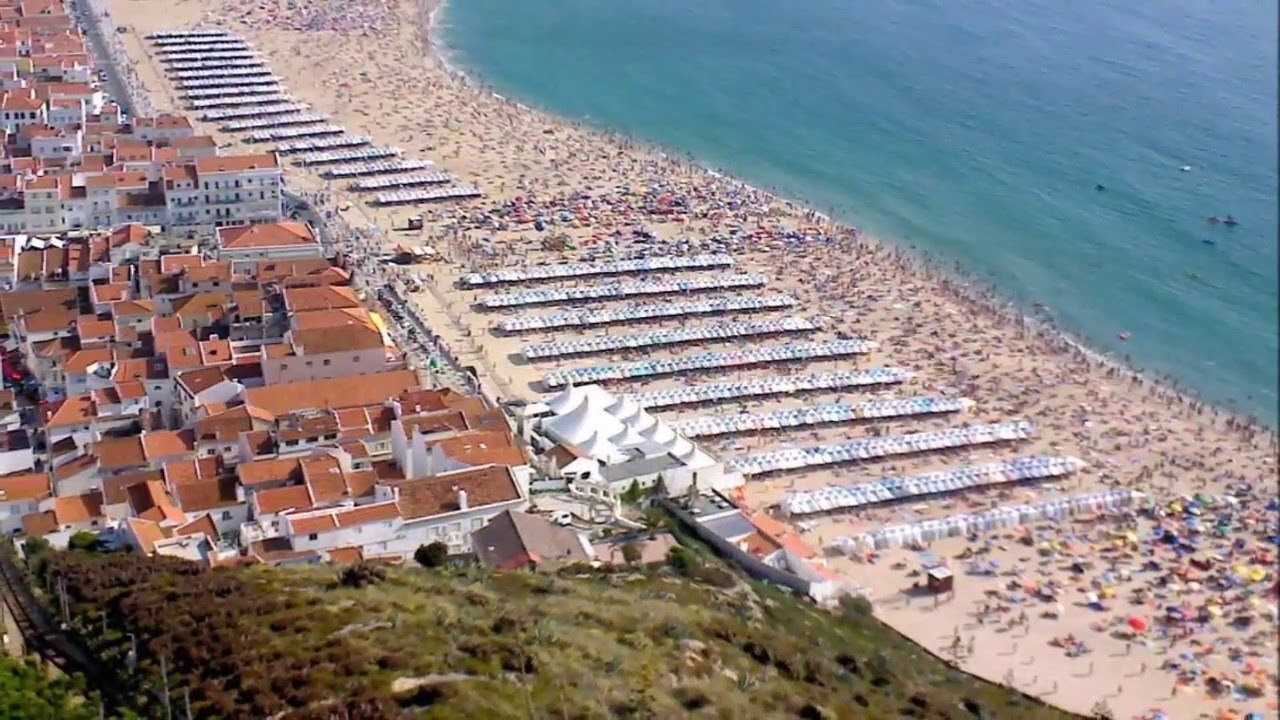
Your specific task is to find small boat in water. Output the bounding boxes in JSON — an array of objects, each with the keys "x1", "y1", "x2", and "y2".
[
  {"x1": 1207, "y1": 215, "x2": 1240, "y2": 226},
  {"x1": 1095, "y1": 183, "x2": 1106, "y2": 191},
  {"x1": 1179, "y1": 165, "x2": 1192, "y2": 172},
  {"x1": 1118, "y1": 332, "x2": 1131, "y2": 341},
  {"x1": 1224, "y1": 215, "x2": 1239, "y2": 227},
  {"x1": 1202, "y1": 238, "x2": 1216, "y2": 246}
]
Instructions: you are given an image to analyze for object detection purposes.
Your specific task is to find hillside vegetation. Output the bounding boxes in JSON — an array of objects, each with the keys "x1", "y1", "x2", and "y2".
[{"x1": 30, "y1": 549, "x2": 1081, "y2": 719}]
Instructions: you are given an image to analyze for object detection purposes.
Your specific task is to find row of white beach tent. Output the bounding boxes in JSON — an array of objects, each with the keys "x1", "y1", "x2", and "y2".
[
  {"x1": 462, "y1": 253, "x2": 735, "y2": 287},
  {"x1": 153, "y1": 42, "x2": 248, "y2": 55},
  {"x1": 163, "y1": 53, "x2": 261, "y2": 67},
  {"x1": 725, "y1": 421, "x2": 1035, "y2": 475},
  {"x1": 625, "y1": 368, "x2": 913, "y2": 410},
  {"x1": 184, "y1": 84, "x2": 284, "y2": 99},
  {"x1": 175, "y1": 75, "x2": 279, "y2": 90},
  {"x1": 274, "y1": 134, "x2": 370, "y2": 153},
  {"x1": 845, "y1": 489, "x2": 1141, "y2": 551},
  {"x1": 147, "y1": 29, "x2": 235, "y2": 40},
  {"x1": 497, "y1": 294, "x2": 795, "y2": 333},
  {"x1": 542, "y1": 339, "x2": 879, "y2": 388},
  {"x1": 200, "y1": 102, "x2": 306, "y2": 122},
  {"x1": 223, "y1": 113, "x2": 329, "y2": 131},
  {"x1": 673, "y1": 396, "x2": 972, "y2": 438},
  {"x1": 171, "y1": 67, "x2": 273, "y2": 80},
  {"x1": 481, "y1": 273, "x2": 768, "y2": 309},
  {"x1": 351, "y1": 172, "x2": 452, "y2": 191},
  {"x1": 323, "y1": 159, "x2": 432, "y2": 178},
  {"x1": 296, "y1": 146, "x2": 400, "y2": 167},
  {"x1": 273, "y1": 133, "x2": 368, "y2": 151},
  {"x1": 155, "y1": 41, "x2": 251, "y2": 55},
  {"x1": 780, "y1": 455, "x2": 1085, "y2": 517},
  {"x1": 190, "y1": 95, "x2": 294, "y2": 112},
  {"x1": 523, "y1": 316, "x2": 816, "y2": 360},
  {"x1": 373, "y1": 186, "x2": 483, "y2": 206},
  {"x1": 162, "y1": 51, "x2": 260, "y2": 63},
  {"x1": 245, "y1": 124, "x2": 345, "y2": 143},
  {"x1": 168, "y1": 60, "x2": 267, "y2": 72}
]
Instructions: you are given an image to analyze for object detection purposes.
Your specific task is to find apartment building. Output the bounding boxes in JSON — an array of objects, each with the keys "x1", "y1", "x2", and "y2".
[{"x1": 166, "y1": 154, "x2": 283, "y2": 237}]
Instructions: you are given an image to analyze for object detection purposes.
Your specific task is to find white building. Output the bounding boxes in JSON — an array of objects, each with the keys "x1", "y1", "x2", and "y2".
[
  {"x1": 0, "y1": 428, "x2": 35, "y2": 476},
  {"x1": 0, "y1": 472, "x2": 50, "y2": 536},
  {"x1": 215, "y1": 221, "x2": 322, "y2": 268}
]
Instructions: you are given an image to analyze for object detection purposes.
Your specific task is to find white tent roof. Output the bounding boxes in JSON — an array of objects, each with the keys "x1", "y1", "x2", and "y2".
[
  {"x1": 546, "y1": 383, "x2": 615, "y2": 416},
  {"x1": 610, "y1": 424, "x2": 648, "y2": 449},
  {"x1": 607, "y1": 394, "x2": 642, "y2": 422},
  {"x1": 626, "y1": 408, "x2": 659, "y2": 433},
  {"x1": 543, "y1": 399, "x2": 624, "y2": 445},
  {"x1": 545, "y1": 385, "x2": 586, "y2": 415},
  {"x1": 578, "y1": 430, "x2": 619, "y2": 460},
  {"x1": 667, "y1": 434, "x2": 695, "y2": 457},
  {"x1": 641, "y1": 420, "x2": 677, "y2": 446}
]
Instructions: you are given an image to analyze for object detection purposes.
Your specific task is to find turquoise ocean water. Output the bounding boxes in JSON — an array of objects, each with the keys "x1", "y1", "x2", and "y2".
[{"x1": 440, "y1": 0, "x2": 1279, "y2": 423}]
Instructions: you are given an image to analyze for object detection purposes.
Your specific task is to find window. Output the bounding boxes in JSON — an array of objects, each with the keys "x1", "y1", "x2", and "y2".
[
  {"x1": 322, "y1": 359, "x2": 331, "y2": 367},
  {"x1": 221, "y1": 511, "x2": 232, "y2": 520},
  {"x1": 307, "y1": 533, "x2": 318, "y2": 541},
  {"x1": 352, "y1": 355, "x2": 360, "y2": 363}
]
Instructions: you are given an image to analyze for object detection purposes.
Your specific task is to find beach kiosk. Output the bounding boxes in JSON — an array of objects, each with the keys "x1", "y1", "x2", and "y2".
[{"x1": 926, "y1": 567, "x2": 954, "y2": 594}]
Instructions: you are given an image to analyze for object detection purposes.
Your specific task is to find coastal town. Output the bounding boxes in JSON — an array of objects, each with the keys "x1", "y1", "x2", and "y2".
[{"x1": 0, "y1": 0, "x2": 1272, "y2": 718}]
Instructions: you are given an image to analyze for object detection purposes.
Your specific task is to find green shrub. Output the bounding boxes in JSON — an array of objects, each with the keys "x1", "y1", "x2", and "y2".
[{"x1": 414, "y1": 542, "x2": 449, "y2": 568}]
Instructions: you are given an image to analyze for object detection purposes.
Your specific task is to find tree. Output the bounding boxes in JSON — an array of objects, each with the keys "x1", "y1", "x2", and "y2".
[
  {"x1": 619, "y1": 480, "x2": 643, "y2": 506},
  {"x1": 838, "y1": 594, "x2": 874, "y2": 620},
  {"x1": 66, "y1": 531, "x2": 102, "y2": 553},
  {"x1": 620, "y1": 541, "x2": 642, "y2": 565},
  {"x1": 21, "y1": 537, "x2": 53, "y2": 577},
  {"x1": 641, "y1": 506, "x2": 668, "y2": 535},
  {"x1": 0, "y1": 654, "x2": 100, "y2": 720},
  {"x1": 666, "y1": 546, "x2": 695, "y2": 575},
  {"x1": 338, "y1": 563, "x2": 386, "y2": 589},
  {"x1": 414, "y1": 542, "x2": 449, "y2": 569},
  {"x1": 650, "y1": 474, "x2": 667, "y2": 498}
]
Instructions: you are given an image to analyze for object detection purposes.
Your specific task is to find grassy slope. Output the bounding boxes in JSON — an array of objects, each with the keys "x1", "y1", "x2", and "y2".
[{"x1": 36, "y1": 550, "x2": 1082, "y2": 719}]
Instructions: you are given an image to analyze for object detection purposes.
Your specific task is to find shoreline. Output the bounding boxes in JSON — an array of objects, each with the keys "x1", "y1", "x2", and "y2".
[
  {"x1": 421, "y1": 0, "x2": 1270, "y2": 430},
  {"x1": 106, "y1": 0, "x2": 1280, "y2": 716}
]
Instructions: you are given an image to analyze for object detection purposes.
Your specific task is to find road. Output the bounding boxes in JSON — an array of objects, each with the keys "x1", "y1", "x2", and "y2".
[{"x1": 68, "y1": 0, "x2": 147, "y2": 119}]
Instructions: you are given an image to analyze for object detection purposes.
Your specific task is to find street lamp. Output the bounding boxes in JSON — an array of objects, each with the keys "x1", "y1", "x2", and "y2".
[{"x1": 125, "y1": 632, "x2": 138, "y2": 673}]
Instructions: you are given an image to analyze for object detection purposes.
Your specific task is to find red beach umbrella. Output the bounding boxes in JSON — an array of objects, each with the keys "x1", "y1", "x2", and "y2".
[{"x1": 1127, "y1": 615, "x2": 1149, "y2": 633}]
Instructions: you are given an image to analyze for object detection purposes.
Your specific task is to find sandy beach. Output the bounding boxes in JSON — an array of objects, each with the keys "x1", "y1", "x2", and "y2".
[{"x1": 104, "y1": 0, "x2": 1279, "y2": 717}]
